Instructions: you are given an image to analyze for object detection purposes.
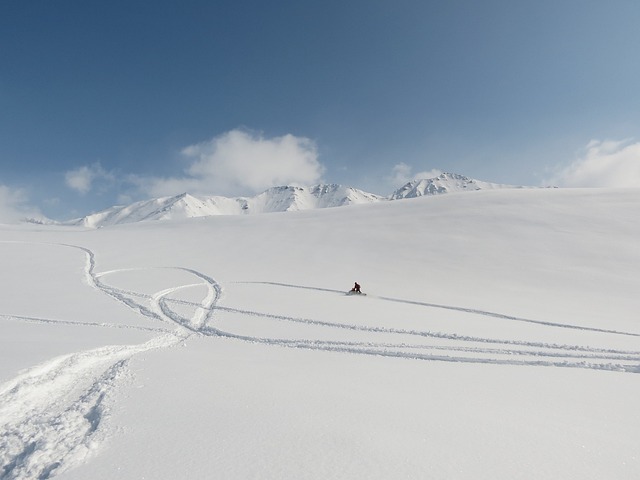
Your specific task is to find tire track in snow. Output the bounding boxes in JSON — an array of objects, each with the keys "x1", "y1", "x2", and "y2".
[
  {"x1": 152, "y1": 293, "x2": 640, "y2": 358},
  {"x1": 88, "y1": 275, "x2": 640, "y2": 372},
  {"x1": 95, "y1": 266, "x2": 222, "y2": 335},
  {"x1": 0, "y1": 313, "x2": 170, "y2": 334},
  {"x1": 198, "y1": 307, "x2": 640, "y2": 372},
  {"x1": 202, "y1": 282, "x2": 640, "y2": 373},
  {"x1": 211, "y1": 306, "x2": 640, "y2": 358},
  {"x1": 239, "y1": 281, "x2": 640, "y2": 338}
]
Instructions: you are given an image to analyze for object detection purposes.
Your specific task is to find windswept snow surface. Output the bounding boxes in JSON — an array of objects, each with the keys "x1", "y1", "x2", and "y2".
[{"x1": 1, "y1": 188, "x2": 640, "y2": 479}]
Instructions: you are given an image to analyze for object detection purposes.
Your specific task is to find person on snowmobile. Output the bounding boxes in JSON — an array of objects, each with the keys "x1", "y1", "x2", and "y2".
[{"x1": 351, "y1": 282, "x2": 361, "y2": 293}]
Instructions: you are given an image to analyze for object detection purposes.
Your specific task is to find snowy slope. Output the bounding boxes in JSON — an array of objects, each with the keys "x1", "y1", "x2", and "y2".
[
  {"x1": 2, "y1": 188, "x2": 639, "y2": 479},
  {"x1": 390, "y1": 172, "x2": 524, "y2": 199},
  {"x1": 65, "y1": 193, "x2": 231, "y2": 228}
]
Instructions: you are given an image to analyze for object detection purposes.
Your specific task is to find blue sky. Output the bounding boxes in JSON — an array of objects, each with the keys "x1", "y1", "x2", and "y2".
[{"x1": 1, "y1": 0, "x2": 640, "y2": 220}]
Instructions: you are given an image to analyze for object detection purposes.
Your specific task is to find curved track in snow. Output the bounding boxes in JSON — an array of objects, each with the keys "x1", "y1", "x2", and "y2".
[{"x1": 0, "y1": 243, "x2": 219, "y2": 480}]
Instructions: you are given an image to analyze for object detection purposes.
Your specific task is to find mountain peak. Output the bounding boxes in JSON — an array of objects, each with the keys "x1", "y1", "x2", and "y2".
[{"x1": 390, "y1": 173, "x2": 519, "y2": 200}]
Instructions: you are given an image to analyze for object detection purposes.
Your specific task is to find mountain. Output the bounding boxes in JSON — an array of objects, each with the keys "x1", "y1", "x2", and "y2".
[
  {"x1": 65, "y1": 194, "x2": 226, "y2": 228},
  {"x1": 64, "y1": 174, "x2": 528, "y2": 228},
  {"x1": 66, "y1": 185, "x2": 385, "y2": 228},
  {"x1": 390, "y1": 172, "x2": 522, "y2": 199},
  {"x1": 243, "y1": 184, "x2": 385, "y2": 213}
]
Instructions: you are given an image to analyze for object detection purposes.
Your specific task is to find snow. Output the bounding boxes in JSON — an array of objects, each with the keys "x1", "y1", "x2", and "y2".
[
  {"x1": 64, "y1": 184, "x2": 385, "y2": 228},
  {"x1": 1, "y1": 187, "x2": 640, "y2": 479},
  {"x1": 390, "y1": 172, "x2": 526, "y2": 199}
]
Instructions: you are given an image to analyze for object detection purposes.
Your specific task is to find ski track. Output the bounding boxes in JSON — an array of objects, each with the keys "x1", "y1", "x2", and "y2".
[{"x1": 2, "y1": 241, "x2": 639, "y2": 479}]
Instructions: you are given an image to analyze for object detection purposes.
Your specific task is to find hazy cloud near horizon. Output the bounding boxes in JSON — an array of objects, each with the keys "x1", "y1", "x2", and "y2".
[
  {"x1": 0, "y1": 185, "x2": 42, "y2": 223},
  {"x1": 389, "y1": 163, "x2": 443, "y2": 187},
  {"x1": 548, "y1": 140, "x2": 640, "y2": 188}
]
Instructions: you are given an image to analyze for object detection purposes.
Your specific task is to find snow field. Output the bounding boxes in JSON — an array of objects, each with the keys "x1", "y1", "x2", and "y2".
[{"x1": 1, "y1": 187, "x2": 640, "y2": 479}]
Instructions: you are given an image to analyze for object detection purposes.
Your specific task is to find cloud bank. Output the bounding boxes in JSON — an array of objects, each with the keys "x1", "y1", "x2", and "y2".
[
  {"x1": 140, "y1": 129, "x2": 325, "y2": 197},
  {"x1": 65, "y1": 162, "x2": 114, "y2": 195},
  {"x1": 0, "y1": 185, "x2": 41, "y2": 223},
  {"x1": 548, "y1": 140, "x2": 640, "y2": 187}
]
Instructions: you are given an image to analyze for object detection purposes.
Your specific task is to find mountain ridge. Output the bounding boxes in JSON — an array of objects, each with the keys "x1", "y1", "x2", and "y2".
[{"x1": 63, "y1": 173, "x2": 527, "y2": 228}]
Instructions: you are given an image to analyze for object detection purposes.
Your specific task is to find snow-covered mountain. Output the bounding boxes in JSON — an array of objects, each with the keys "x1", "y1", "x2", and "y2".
[
  {"x1": 65, "y1": 174, "x2": 526, "y2": 228},
  {"x1": 390, "y1": 172, "x2": 522, "y2": 199},
  {"x1": 67, "y1": 184, "x2": 385, "y2": 228},
  {"x1": 244, "y1": 184, "x2": 384, "y2": 213}
]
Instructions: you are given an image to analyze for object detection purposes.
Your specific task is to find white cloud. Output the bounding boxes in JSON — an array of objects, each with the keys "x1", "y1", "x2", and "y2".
[
  {"x1": 389, "y1": 163, "x2": 442, "y2": 187},
  {"x1": 140, "y1": 129, "x2": 325, "y2": 197},
  {"x1": 0, "y1": 185, "x2": 41, "y2": 223},
  {"x1": 65, "y1": 162, "x2": 113, "y2": 195},
  {"x1": 548, "y1": 140, "x2": 640, "y2": 187}
]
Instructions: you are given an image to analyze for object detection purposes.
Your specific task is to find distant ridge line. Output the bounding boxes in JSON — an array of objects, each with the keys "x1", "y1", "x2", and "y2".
[{"x1": 60, "y1": 173, "x2": 529, "y2": 228}]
